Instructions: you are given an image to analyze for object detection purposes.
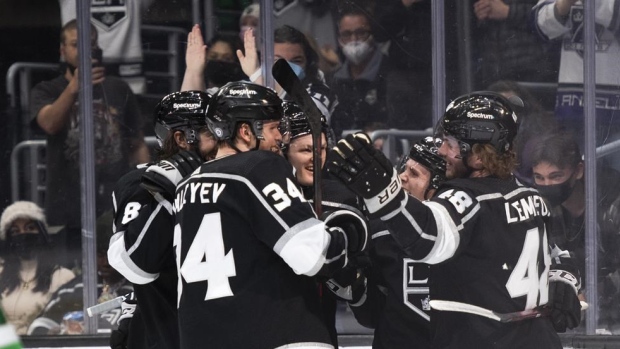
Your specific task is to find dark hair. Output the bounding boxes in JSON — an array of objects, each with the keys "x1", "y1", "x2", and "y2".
[
  {"x1": 207, "y1": 34, "x2": 243, "y2": 60},
  {"x1": 156, "y1": 131, "x2": 184, "y2": 161},
  {"x1": 486, "y1": 80, "x2": 546, "y2": 119},
  {"x1": 0, "y1": 250, "x2": 60, "y2": 294},
  {"x1": 274, "y1": 25, "x2": 320, "y2": 84},
  {"x1": 60, "y1": 19, "x2": 98, "y2": 45},
  {"x1": 530, "y1": 130, "x2": 582, "y2": 171},
  {"x1": 337, "y1": 7, "x2": 373, "y2": 31}
]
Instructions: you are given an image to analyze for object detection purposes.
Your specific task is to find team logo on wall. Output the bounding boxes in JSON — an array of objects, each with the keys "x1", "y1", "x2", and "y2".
[
  {"x1": 564, "y1": 5, "x2": 610, "y2": 56},
  {"x1": 90, "y1": 0, "x2": 128, "y2": 31}
]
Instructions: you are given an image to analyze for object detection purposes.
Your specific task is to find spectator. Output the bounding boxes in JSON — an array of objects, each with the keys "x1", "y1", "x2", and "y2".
[
  {"x1": 27, "y1": 211, "x2": 133, "y2": 335},
  {"x1": 181, "y1": 24, "x2": 244, "y2": 93},
  {"x1": 0, "y1": 201, "x2": 75, "y2": 335},
  {"x1": 531, "y1": 130, "x2": 620, "y2": 333},
  {"x1": 329, "y1": 9, "x2": 390, "y2": 138},
  {"x1": 204, "y1": 35, "x2": 245, "y2": 89},
  {"x1": 487, "y1": 80, "x2": 559, "y2": 184},
  {"x1": 374, "y1": 0, "x2": 434, "y2": 130},
  {"x1": 239, "y1": 3, "x2": 260, "y2": 45},
  {"x1": 30, "y1": 20, "x2": 148, "y2": 257},
  {"x1": 180, "y1": 24, "x2": 338, "y2": 123},
  {"x1": 532, "y1": 0, "x2": 620, "y2": 170},
  {"x1": 240, "y1": 2, "x2": 341, "y2": 73},
  {"x1": 59, "y1": 0, "x2": 155, "y2": 94},
  {"x1": 472, "y1": 0, "x2": 559, "y2": 89}
]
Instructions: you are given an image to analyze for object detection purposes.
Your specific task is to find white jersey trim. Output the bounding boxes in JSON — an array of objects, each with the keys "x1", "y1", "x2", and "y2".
[
  {"x1": 179, "y1": 172, "x2": 292, "y2": 230},
  {"x1": 415, "y1": 201, "x2": 462, "y2": 264},
  {"x1": 108, "y1": 231, "x2": 159, "y2": 284},
  {"x1": 274, "y1": 218, "x2": 330, "y2": 277},
  {"x1": 274, "y1": 342, "x2": 334, "y2": 349}
]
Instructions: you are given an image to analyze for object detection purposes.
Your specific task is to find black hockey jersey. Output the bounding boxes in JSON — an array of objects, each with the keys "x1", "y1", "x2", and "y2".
[
  {"x1": 351, "y1": 219, "x2": 431, "y2": 349},
  {"x1": 108, "y1": 166, "x2": 180, "y2": 349},
  {"x1": 384, "y1": 176, "x2": 563, "y2": 348},
  {"x1": 174, "y1": 150, "x2": 351, "y2": 349}
]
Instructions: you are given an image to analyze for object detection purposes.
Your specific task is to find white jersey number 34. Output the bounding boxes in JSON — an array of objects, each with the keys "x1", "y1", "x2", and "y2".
[{"x1": 175, "y1": 213, "x2": 236, "y2": 301}]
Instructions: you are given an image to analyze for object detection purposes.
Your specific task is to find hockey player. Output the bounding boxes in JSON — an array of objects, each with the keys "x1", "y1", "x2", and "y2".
[
  {"x1": 281, "y1": 102, "x2": 367, "y2": 346},
  {"x1": 348, "y1": 137, "x2": 446, "y2": 349},
  {"x1": 327, "y1": 92, "x2": 582, "y2": 348},
  {"x1": 107, "y1": 90, "x2": 216, "y2": 349},
  {"x1": 174, "y1": 81, "x2": 367, "y2": 349}
]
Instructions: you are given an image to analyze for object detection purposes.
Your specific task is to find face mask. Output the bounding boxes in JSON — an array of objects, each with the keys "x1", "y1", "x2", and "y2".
[
  {"x1": 536, "y1": 179, "x2": 576, "y2": 207},
  {"x1": 8, "y1": 233, "x2": 46, "y2": 260},
  {"x1": 342, "y1": 39, "x2": 373, "y2": 65},
  {"x1": 205, "y1": 60, "x2": 245, "y2": 87},
  {"x1": 287, "y1": 61, "x2": 306, "y2": 81}
]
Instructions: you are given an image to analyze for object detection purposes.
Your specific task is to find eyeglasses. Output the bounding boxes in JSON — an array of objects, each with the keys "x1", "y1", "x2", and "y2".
[{"x1": 339, "y1": 29, "x2": 371, "y2": 42}]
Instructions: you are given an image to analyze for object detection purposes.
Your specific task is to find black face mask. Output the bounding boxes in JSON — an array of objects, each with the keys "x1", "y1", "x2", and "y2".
[
  {"x1": 8, "y1": 233, "x2": 47, "y2": 260},
  {"x1": 536, "y1": 179, "x2": 576, "y2": 207},
  {"x1": 204, "y1": 60, "x2": 244, "y2": 87}
]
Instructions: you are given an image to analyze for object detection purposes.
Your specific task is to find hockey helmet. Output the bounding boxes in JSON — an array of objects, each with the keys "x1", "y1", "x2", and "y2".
[
  {"x1": 399, "y1": 137, "x2": 447, "y2": 191},
  {"x1": 206, "y1": 81, "x2": 284, "y2": 141},
  {"x1": 153, "y1": 90, "x2": 211, "y2": 146},
  {"x1": 436, "y1": 91, "x2": 520, "y2": 157},
  {"x1": 280, "y1": 101, "x2": 332, "y2": 152}
]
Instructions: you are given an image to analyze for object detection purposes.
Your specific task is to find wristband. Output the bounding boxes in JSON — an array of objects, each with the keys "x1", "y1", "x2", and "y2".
[{"x1": 249, "y1": 68, "x2": 262, "y2": 82}]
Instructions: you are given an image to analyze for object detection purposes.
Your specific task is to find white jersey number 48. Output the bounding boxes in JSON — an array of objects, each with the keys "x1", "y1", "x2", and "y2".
[
  {"x1": 505, "y1": 227, "x2": 551, "y2": 309},
  {"x1": 176, "y1": 213, "x2": 236, "y2": 301}
]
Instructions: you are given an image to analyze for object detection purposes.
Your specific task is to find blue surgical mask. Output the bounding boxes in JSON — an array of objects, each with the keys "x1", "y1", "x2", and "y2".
[{"x1": 287, "y1": 61, "x2": 306, "y2": 81}]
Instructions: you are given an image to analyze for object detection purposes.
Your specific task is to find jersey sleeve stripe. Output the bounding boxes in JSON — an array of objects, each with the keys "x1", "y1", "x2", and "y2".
[
  {"x1": 274, "y1": 218, "x2": 330, "y2": 277},
  {"x1": 400, "y1": 206, "x2": 436, "y2": 242},
  {"x1": 379, "y1": 192, "x2": 409, "y2": 221},
  {"x1": 127, "y1": 202, "x2": 167, "y2": 255},
  {"x1": 108, "y1": 231, "x2": 160, "y2": 284},
  {"x1": 189, "y1": 173, "x2": 292, "y2": 230},
  {"x1": 320, "y1": 200, "x2": 364, "y2": 217},
  {"x1": 415, "y1": 202, "x2": 461, "y2": 264},
  {"x1": 371, "y1": 230, "x2": 390, "y2": 239}
]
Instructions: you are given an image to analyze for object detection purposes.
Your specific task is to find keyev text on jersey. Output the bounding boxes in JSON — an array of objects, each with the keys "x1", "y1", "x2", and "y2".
[
  {"x1": 174, "y1": 181, "x2": 227, "y2": 212},
  {"x1": 505, "y1": 194, "x2": 549, "y2": 224}
]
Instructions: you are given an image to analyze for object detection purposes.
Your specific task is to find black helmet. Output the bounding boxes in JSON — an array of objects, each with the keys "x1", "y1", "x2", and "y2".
[
  {"x1": 437, "y1": 91, "x2": 519, "y2": 156},
  {"x1": 282, "y1": 101, "x2": 329, "y2": 139},
  {"x1": 206, "y1": 81, "x2": 283, "y2": 141},
  {"x1": 399, "y1": 137, "x2": 447, "y2": 191},
  {"x1": 153, "y1": 90, "x2": 211, "y2": 146}
]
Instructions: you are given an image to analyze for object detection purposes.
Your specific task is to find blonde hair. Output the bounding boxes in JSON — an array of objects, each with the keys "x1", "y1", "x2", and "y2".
[{"x1": 472, "y1": 143, "x2": 516, "y2": 179}]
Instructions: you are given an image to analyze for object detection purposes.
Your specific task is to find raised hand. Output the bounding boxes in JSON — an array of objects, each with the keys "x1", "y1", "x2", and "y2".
[
  {"x1": 236, "y1": 28, "x2": 261, "y2": 83},
  {"x1": 181, "y1": 24, "x2": 208, "y2": 91}
]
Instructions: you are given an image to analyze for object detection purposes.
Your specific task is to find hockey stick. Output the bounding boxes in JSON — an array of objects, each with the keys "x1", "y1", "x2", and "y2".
[
  {"x1": 429, "y1": 300, "x2": 589, "y2": 323},
  {"x1": 272, "y1": 59, "x2": 323, "y2": 216},
  {"x1": 86, "y1": 292, "x2": 134, "y2": 317}
]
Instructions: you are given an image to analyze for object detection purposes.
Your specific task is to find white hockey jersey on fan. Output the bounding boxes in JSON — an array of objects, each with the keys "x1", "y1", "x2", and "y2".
[{"x1": 533, "y1": 0, "x2": 620, "y2": 86}]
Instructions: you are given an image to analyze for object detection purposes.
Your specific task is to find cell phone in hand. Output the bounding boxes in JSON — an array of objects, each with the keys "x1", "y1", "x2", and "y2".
[{"x1": 92, "y1": 47, "x2": 103, "y2": 67}]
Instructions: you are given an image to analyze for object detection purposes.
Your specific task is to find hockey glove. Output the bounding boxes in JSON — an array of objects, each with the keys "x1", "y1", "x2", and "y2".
[
  {"x1": 546, "y1": 269, "x2": 582, "y2": 332},
  {"x1": 326, "y1": 133, "x2": 405, "y2": 219},
  {"x1": 322, "y1": 209, "x2": 368, "y2": 254},
  {"x1": 325, "y1": 268, "x2": 367, "y2": 305},
  {"x1": 141, "y1": 150, "x2": 202, "y2": 201},
  {"x1": 109, "y1": 293, "x2": 137, "y2": 349}
]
